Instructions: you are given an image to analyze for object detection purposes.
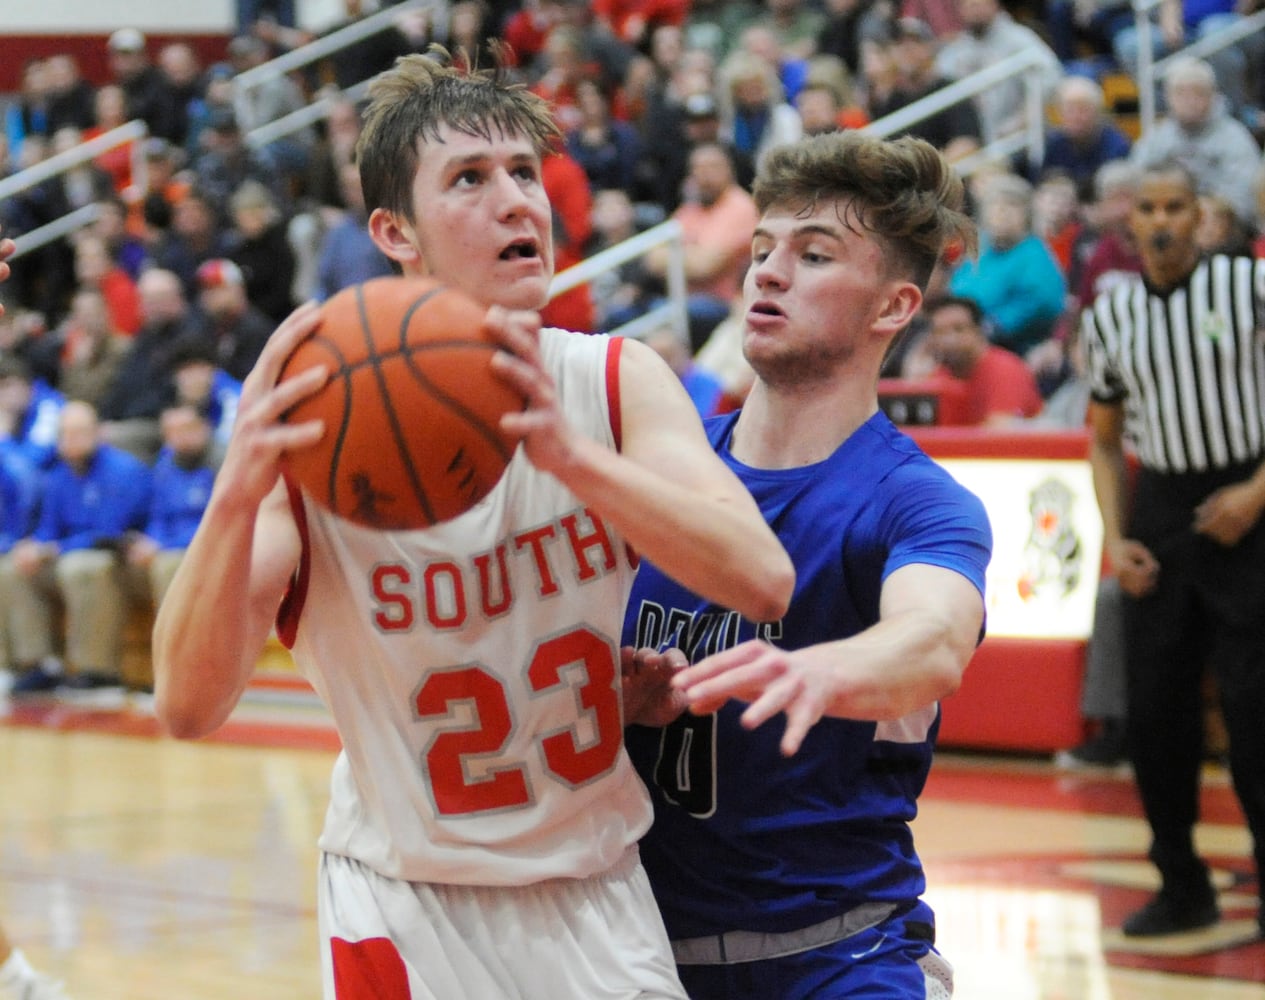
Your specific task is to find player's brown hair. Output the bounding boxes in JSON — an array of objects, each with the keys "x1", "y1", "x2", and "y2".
[
  {"x1": 752, "y1": 131, "x2": 977, "y2": 290},
  {"x1": 356, "y1": 45, "x2": 561, "y2": 222}
]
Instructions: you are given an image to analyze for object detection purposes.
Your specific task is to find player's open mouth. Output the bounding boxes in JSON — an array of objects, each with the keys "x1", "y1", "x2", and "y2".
[
  {"x1": 499, "y1": 239, "x2": 539, "y2": 260},
  {"x1": 749, "y1": 300, "x2": 784, "y2": 317}
]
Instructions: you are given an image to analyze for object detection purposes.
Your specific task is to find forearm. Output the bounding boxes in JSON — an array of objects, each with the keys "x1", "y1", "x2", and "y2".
[
  {"x1": 152, "y1": 489, "x2": 279, "y2": 738},
  {"x1": 1089, "y1": 434, "x2": 1129, "y2": 547},
  {"x1": 815, "y1": 610, "x2": 972, "y2": 722},
  {"x1": 556, "y1": 434, "x2": 793, "y2": 623}
]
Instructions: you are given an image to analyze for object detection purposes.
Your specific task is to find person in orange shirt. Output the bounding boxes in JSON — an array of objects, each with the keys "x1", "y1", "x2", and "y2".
[{"x1": 643, "y1": 141, "x2": 760, "y2": 351}]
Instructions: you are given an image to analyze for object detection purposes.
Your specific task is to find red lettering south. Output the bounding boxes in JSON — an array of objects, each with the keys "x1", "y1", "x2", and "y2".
[
  {"x1": 560, "y1": 508, "x2": 616, "y2": 581},
  {"x1": 424, "y1": 562, "x2": 467, "y2": 629},
  {"x1": 473, "y1": 544, "x2": 513, "y2": 617},
  {"x1": 372, "y1": 564, "x2": 414, "y2": 632},
  {"x1": 513, "y1": 525, "x2": 561, "y2": 597}
]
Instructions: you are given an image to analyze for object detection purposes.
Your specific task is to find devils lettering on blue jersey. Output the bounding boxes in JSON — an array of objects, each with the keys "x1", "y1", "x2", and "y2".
[{"x1": 623, "y1": 410, "x2": 991, "y2": 941}]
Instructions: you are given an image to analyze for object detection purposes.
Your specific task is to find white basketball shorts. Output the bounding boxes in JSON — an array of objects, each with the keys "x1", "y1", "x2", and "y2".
[{"x1": 317, "y1": 846, "x2": 686, "y2": 999}]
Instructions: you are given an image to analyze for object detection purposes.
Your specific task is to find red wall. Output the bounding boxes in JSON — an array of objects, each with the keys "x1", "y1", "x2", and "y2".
[{"x1": 2, "y1": 33, "x2": 233, "y2": 92}]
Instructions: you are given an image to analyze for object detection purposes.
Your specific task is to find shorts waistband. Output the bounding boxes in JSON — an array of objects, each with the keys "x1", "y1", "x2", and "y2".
[{"x1": 671, "y1": 901, "x2": 899, "y2": 965}]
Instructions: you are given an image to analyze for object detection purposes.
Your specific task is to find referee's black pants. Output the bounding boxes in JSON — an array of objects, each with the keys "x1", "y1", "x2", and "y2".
[{"x1": 1123, "y1": 464, "x2": 1265, "y2": 907}]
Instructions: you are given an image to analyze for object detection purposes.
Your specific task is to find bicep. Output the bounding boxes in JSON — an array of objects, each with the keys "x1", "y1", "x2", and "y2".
[{"x1": 616, "y1": 338, "x2": 747, "y2": 500}]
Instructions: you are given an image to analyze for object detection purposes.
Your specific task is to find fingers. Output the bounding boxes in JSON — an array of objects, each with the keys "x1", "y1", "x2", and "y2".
[
  {"x1": 246, "y1": 301, "x2": 324, "y2": 394},
  {"x1": 678, "y1": 659, "x2": 773, "y2": 715},
  {"x1": 779, "y1": 703, "x2": 818, "y2": 757},
  {"x1": 483, "y1": 306, "x2": 541, "y2": 359},
  {"x1": 490, "y1": 349, "x2": 545, "y2": 406},
  {"x1": 672, "y1": 641, "x2": 767, "y2": 695},
  {"x1": 270, "y1": 363, "x2": 330, "y2": 424}
]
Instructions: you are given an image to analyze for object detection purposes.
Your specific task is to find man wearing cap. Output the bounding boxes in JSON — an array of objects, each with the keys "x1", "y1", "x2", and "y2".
[
  {"x1": 196, "y1": 259, "x2": 273, "y2": 382},
  {"x1": 642, "y1": 140, "x2": 760, "y2": 351},
  {"x1": 639, "y1": 88, "x2": 756, "y2": 213},
  {"x1": 871, "y1": 18, "x2": 983, "y2": 161},
  {"x1": 106, "y1": 28, "x2": 182, "y2": 143}
]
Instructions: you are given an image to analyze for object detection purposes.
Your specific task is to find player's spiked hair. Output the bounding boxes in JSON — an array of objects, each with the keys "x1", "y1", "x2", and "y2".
[
  {"x1": 357, "y1": 44, "x2": 561, "y2": 221},
  {"x1": 752, "y1": 131, "x2": 978, "y2": 290}
]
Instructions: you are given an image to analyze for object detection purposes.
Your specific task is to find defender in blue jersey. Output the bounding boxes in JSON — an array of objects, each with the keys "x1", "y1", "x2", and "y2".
[{"x1": 622, "y1": 132, "x2": 993, "y2": 999}]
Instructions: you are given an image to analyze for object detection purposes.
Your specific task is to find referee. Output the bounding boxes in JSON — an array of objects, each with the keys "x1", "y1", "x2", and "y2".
[{"x1": 1083, "y1": 161, "x2": 1265, "y2": 938}]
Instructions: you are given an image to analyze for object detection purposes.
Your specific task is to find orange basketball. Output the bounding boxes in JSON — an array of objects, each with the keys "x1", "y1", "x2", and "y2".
[{"x1": 279, "y1": 276, "x2": 524, "y2": 530}]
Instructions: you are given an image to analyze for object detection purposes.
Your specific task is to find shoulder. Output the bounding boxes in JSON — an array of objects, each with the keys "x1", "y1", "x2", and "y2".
[{"x1": 540, "y1": 327, "x2": 623, "y2": 392}]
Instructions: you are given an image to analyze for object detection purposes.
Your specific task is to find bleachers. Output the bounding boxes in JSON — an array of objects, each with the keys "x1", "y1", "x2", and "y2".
[{"x1": 3, "y1": 1, "x2": 1263, "y2": 751}]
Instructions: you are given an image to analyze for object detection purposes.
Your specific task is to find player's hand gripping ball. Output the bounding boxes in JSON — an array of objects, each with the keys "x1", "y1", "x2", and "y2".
[{"x1": 279, "y1": 277, "x2": 525, "y2": 530}]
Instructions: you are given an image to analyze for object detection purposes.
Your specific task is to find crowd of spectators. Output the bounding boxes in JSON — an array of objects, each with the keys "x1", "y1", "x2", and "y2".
[{"x1": 3, "y1": 0, "x2": 1265, "y2": 701}]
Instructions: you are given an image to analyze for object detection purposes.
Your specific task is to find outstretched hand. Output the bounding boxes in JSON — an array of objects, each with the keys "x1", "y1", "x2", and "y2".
[
  {"x1": 217, "y1": 302, "x2": 329, "y2": 508},
  {"x1": 672, "y1": 640, "x2": 832, "y2": 757}
]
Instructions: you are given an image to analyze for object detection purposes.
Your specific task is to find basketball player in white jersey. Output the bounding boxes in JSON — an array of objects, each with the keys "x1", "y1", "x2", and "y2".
[{"x1": 152, "y1": 49, "x2": 794, "y2": 1000}]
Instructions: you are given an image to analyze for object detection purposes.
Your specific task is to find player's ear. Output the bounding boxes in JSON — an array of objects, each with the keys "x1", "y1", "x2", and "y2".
[
  {"x1": 876, "y1": 281, "x2": 922, "y2": 336},
  {"x1": 368, "y1": 208, "x2": 424, "y2": 268}
]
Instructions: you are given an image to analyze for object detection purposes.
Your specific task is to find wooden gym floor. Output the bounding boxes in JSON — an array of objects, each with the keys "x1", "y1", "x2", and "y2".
[{"x1": 1, "y1": 683, "x2": 1262, "y2": 999}]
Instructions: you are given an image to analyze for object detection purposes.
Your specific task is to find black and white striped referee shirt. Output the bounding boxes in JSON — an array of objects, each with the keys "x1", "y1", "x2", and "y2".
[{"x1": 1082, "y1": 254, "x2": 1265, "y2": 475}]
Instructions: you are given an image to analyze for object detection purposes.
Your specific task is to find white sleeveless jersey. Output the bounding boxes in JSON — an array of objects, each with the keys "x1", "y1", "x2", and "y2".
[{"x1": 278, "y1": 330, "x2": 650, "y2": 886}]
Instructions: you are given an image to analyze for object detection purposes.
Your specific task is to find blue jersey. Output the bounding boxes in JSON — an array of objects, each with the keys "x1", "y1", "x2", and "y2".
[
  {"x1": 146, "y1": 449, "x2": 215, "y2": 550},
  {"x1": 0, "y1": 442, "x2": 39, "y2": 553},
  {"x1": 34, "y1": 444, "x2": 153, "y2": 552},
  {"x1": 13, "y1": 380, "x2": 65, "y2": 471},
  {"x1": 623, "y1": 411, "x2": 992, "y2": 940}
]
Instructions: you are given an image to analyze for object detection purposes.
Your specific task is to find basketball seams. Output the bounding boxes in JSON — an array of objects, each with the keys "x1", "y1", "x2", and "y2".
[
  {"x1": 396, "y1": 297, "x2": 517, "y2": 467},
  {"x1": 283, "y1": 333, "x2": 359, "y2": 519},
  {"x1": 283, "y1": 277, "x2": 522, "y2": 530},
  {"x1": 354, "y1": 283, "x2": 438, "y2": 527}
]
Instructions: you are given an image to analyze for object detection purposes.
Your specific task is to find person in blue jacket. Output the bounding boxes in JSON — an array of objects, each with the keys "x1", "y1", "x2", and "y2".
[
  {"x1": 949, "y1": 172, "x2": 1067, "y2": 359},
  {"x1": 0, "y1": 439, "x2": 41, "y2": 677},
  {"x1": 0, "y1": 354, "x2": 65, "y2": 471},
  {"x1": 6, "y1": 400, "x2": 152, "y2": 699},
  {"x1": 124, "y1": 404, "x2": 216, "y2": 611},
  {"x1": 622, "y1": 131, "x2": 994, "y2": 1000}
]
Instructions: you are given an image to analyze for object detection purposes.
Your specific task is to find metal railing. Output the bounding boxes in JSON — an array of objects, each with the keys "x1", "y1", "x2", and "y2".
[
  {"x1": 863, "y1": 47, "x2": 1051, "y2": 178},
  {"x1": 548, "y1": 220, "x2": 689, "y2": 343},
  {"x1": 2, "y1": 0, "x2": 447, "y2": 259},
  {"x1": 1131, "y1": 0, "x2": 1265, "y2": 134},
  {"x1": 234, "y1": 0, "x2": 445, "y2": 100},
  {"x1": 2, "y1": 121, "x2": 148, "y2": 260}
]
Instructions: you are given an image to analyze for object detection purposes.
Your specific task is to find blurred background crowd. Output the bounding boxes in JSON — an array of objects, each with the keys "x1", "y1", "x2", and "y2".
[{"x1": 2, "y1": 0, "x2": 1265, "y2": 703}]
